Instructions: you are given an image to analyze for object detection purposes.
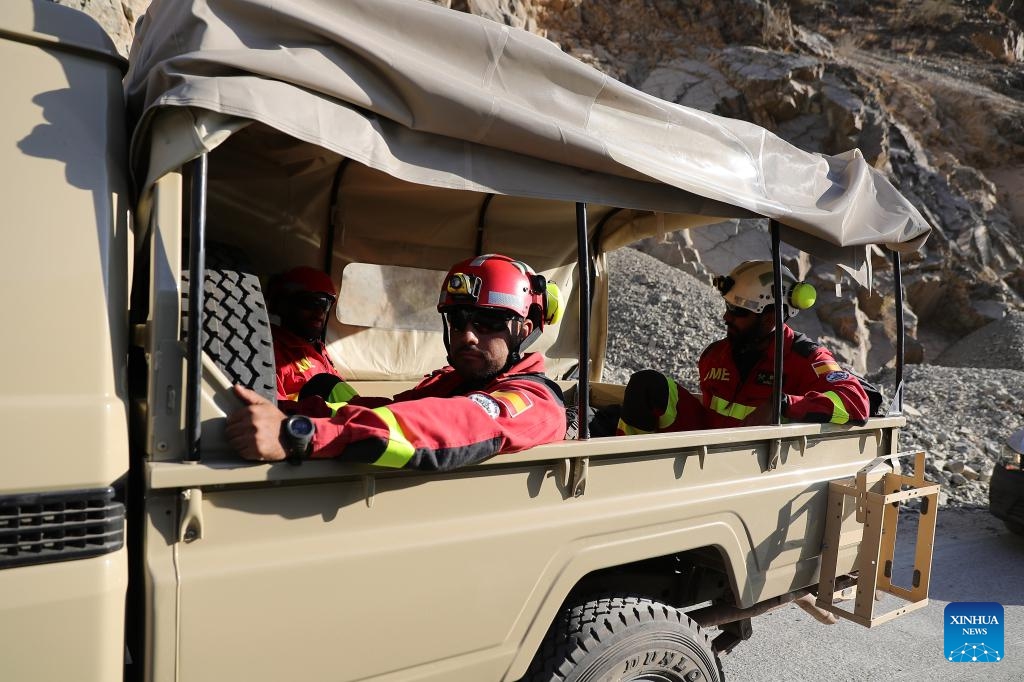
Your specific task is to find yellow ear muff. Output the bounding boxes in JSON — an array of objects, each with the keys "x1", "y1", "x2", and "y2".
[
  {"x1": 790, "y1": 282, "x2": 816, "y2": 310},
  {"x1": 544, "y1": 281, "x2": 564, "y2": 326}
]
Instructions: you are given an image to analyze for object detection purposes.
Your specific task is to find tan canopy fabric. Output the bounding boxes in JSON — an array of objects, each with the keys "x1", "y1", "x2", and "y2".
[
  {"x1": 122, "y1": 0, "x2": 933, "y2": 380},
  {"x1": 125, "y1": 0, "x2": 931, "y2": 265}
]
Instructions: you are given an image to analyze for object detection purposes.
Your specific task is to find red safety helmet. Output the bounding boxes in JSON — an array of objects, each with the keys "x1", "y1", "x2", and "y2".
[
  {"x1": 274, "y1": 266, "x2": 337, "y2": 298},
  {"x1": 438, "y1": 254, "x2": 552, "y2": 330}
]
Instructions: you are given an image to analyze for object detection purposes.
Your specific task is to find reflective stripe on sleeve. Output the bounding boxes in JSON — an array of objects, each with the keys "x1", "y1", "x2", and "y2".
[
  {"x1": 709, "y1": 395, "x2": 756, "y2": 421},
  {"x1": 324, "y1": 381, "x2": 359, "y2": 416},
  {"x1": 370, "y1": 407, "x2": 415, "y2": 468},
  {"x1": 823, "y1": 391, "x2": 850, "y2": 425},
  {"x1": 328, "y1": 381, "x2": 359, "y2": 404},
  {"x1": 324, "y1": 401, "x2": 347, "y2": 416},
  {"x1": 658, "y1": 378, "x2": 680, "y2": 429}
]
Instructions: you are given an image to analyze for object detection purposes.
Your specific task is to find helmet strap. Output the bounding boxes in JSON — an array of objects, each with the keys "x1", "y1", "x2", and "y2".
[{"x1": 501, "y1": 318, "x2": 538, "y2": 373}]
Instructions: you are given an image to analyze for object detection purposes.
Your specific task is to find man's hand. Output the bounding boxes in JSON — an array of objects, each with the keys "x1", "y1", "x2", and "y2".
[{"x1": 226, "y1": 385, "x2": 289, "y2": 462}]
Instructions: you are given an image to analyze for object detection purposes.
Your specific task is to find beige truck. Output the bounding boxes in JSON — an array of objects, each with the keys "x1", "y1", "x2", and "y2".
[{"x1": 1, "y1": 1, "x2": 939, "y2": 681}]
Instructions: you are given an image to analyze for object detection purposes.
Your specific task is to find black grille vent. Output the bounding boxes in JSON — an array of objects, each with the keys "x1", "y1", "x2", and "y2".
[{"x1": 0, "y1": 487, "x2": 124, "y2": 570}]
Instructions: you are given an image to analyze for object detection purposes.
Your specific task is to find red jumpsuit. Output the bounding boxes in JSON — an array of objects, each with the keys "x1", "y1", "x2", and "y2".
[
  {"x1": 272, "y1": 325, "x2": 342, "y2": 401},
  {"x1": 620, "y1": 326, "x2": 870, "y2": 433},
  {"x1": 696, "y1": 325, "x2": 870, "y2": 428},
  {"x1": 309, "y1": 353, "x2": 566, "y2": 470}
]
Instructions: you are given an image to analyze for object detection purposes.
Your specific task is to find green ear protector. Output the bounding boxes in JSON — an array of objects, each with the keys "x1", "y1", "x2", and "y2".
[{"x1": 790, "y1": 281, "x2": 817, "y2": 311}]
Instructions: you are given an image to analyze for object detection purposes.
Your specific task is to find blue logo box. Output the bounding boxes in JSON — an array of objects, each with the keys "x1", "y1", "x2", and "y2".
[{"x1": 945, "y1": 602, "x2": 1004, "y2": 663}]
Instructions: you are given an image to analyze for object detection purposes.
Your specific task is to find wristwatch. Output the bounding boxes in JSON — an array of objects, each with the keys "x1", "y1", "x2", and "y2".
[{"x1": 281, "y1": 415, "x2": 316, "y2": 465}]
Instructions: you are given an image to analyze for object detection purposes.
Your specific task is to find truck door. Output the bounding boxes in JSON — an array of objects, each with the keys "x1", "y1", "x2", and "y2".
[{"x1": 0, "y1": 3, "x2": 130, "y2": 681}]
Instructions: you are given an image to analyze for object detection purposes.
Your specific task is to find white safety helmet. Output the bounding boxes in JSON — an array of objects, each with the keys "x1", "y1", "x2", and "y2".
[{"x1": 712, "y1": 260, "x2": 816, "y2": 319}]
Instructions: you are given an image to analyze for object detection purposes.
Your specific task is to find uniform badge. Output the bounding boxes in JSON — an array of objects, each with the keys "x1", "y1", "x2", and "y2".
[
  {"x1": 826, "y1": 371, "x2": 850, "y2": 383},
  {"x1": 812, "y1": 360, "x2": 841, "y2": 377},
  {"x1": 491, "y1": 390, "x2": 534, "y2": 418},
  {"x1": 468, "y1": 393, "x2": 501, "y2": 419}
]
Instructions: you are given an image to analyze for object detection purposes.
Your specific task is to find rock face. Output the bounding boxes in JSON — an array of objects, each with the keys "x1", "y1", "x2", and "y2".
[
  {"x1": 523, "y1": 0, "x2": 1024, "y2": 364},
  {"x1": 54, "y1": 0, "x2": 149, "y2": 55}
]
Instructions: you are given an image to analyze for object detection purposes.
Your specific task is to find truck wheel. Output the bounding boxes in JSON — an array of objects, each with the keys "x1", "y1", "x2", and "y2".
[
  {"x1": 182, "y1": 257, "x2": 276, "y2": 403},
  {"x1": 525, "y1": 596, "x2": 724, "y2": 682}
]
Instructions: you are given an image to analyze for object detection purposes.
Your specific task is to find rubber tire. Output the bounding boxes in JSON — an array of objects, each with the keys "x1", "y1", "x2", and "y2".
[
  {"x1": 525, "y1": 596, "x2": 724, "y2": 682},
  {"x1": 182, "y1": 264, "x2": 276, "y2": 403}
]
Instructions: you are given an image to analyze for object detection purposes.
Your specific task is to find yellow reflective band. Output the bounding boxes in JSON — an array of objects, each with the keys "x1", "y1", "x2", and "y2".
[
  {"x1": 324, "y1": 401, "x2": 349, "y2": 417},
  {"x1": 327, "y1": 381, "x2": 359, "y2": 404},
  {"x1": 823, "y1": 391, "x2": 850, "y2": 425},
  {"x1": 370, "y1": 407, "x2": 415, "y2": 468},
  {"x1": 295, "y1": 358, "x2": 314, "y2": 373},
  {"x1": 617, "y1": 418, "x2": 652, "y2": 436},
  {"x1": 709, "y1": 395, "x2": 756, "y2": 421},
  {"x1": 658, "y1": 378, "x2": 680, "y2": 429}
]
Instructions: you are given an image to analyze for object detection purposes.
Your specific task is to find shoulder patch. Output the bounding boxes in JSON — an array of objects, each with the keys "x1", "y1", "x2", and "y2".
[
  {"x1": 467, "y1": 392, "x2": 501, "y2": 419},
  {"x1": 812, "y1": 360, "x2": 842, "y2": 377},
  {"x1": 826, "y1": 370, "x2": 850, "y2": 383},
  {"x1": 491, "y1": 389, "x2": 534, "y2": 418},
  {"x1": 791, "y1": 332, "x2": 821, "y2": 358},
  {"x1": 495, "y1": 372, "x2": 565, "y2": 405}
]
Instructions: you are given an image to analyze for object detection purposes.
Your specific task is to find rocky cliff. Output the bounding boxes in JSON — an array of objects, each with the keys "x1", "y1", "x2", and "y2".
[{"x1": 66, "y1": 0, "x2": 1024, "y2": 368}]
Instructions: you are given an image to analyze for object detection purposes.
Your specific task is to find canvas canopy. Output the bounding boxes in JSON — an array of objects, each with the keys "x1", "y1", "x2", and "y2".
[
  {"x1": 125, "y1": 0, "x2": 930, "y2": 270},
  {"x1": 122, "y1": 0, "x2": 932, "y2": 380}
]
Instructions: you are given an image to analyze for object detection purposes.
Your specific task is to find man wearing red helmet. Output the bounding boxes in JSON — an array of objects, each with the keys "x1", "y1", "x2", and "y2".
[
  {"x1": 227, "y1": 254, "x2": 567, "y2": 470},
  {"x1": 267, "y1": 266, "x2": 350, "y2": 403}
]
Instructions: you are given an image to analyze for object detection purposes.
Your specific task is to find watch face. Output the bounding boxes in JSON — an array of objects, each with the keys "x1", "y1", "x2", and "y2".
[{"x1": 289, "y1": 417, "x2": 314, "y2": 437}]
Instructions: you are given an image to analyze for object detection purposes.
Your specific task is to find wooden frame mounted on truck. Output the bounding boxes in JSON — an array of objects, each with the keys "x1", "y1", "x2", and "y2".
[{"x1": 0, "y1": 1, "x2": 936, "y2": 681}]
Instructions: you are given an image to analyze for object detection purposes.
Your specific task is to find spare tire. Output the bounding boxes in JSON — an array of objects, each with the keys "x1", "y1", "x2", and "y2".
[{"x1": 182, "y1": 246, "x2": 276, "y2": 403}]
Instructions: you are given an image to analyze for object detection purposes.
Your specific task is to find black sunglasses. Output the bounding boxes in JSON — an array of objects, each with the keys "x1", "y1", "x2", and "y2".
[
  {"x1": 724, "y1": 302, "x2": 754, "y2": 318},
  {"x1": 445, "y1": 307, "x2": 516, "y2": 334},
  {"x1": 292, "y1": 292, "x2": 335, "y2": 313}
]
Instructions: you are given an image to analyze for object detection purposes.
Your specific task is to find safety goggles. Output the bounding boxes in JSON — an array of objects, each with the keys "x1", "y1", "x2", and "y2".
[
  {"x1": 292, "y1": 292, "x2": 335, "y2": 313},
  {"x1": 724, "y1": 302, "x2": 754, "y2": 318},
  {"x1": 444, "y1": 307, "x2": 516, "y2": 334}
]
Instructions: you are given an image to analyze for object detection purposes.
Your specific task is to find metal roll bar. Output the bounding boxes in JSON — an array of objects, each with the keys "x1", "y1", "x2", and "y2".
[
  {"x1": 769, "y1": 220, "x2": 785, "y2": 425},
  {"x1": 185, "y1": 154, "x2": 208, "y2": 461},
  {"x1": 891, "y1": 251, "x2": 905, "y2": 414},
  {"x1": 575, "y1": 202, "x2": 592, "y2": 440}
]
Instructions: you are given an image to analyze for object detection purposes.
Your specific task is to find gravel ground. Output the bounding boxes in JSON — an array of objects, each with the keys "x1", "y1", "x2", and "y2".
[
  {"x1": 604, "y1": 247, "x2": 723, "y2": 389},
  {"x1": 935, "y1": 310, "x2": 1024, "y2": 370},
  {"x1": 604, "y1": 247, "x2": 1024, "y2": 510}
]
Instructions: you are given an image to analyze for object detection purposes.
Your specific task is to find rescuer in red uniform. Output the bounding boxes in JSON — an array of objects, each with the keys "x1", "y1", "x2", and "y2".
[
  {"x1": 617, "y1": 260, "x2": 871, "y2": 434},
  {"x1": 268, "y1": 266, "x2": 348, "y2": 402},
  {"x1": 227, "y1": 254, "x2": 567, "y2": 470}
]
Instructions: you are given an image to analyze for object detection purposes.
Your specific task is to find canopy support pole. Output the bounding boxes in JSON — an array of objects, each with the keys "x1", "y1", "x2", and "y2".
[
  {"x1": 890, "y1": 251, "x2": 905, "y2": 414},
  {"x1": 475, "y1": 194, "x2": 495, "y2": 256},
  {"x1": 769, "y1": 220, "x2": 785, "y2": 426},
  {"x1": 185, "y1": 153, "x2": 208, "y2": 462},
  {"x1": 576, "y1": 202, "x2": 591, "y2": 441},
  {"x1": 324, "y1": 158, "x2": 351, "y2": 274}
]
